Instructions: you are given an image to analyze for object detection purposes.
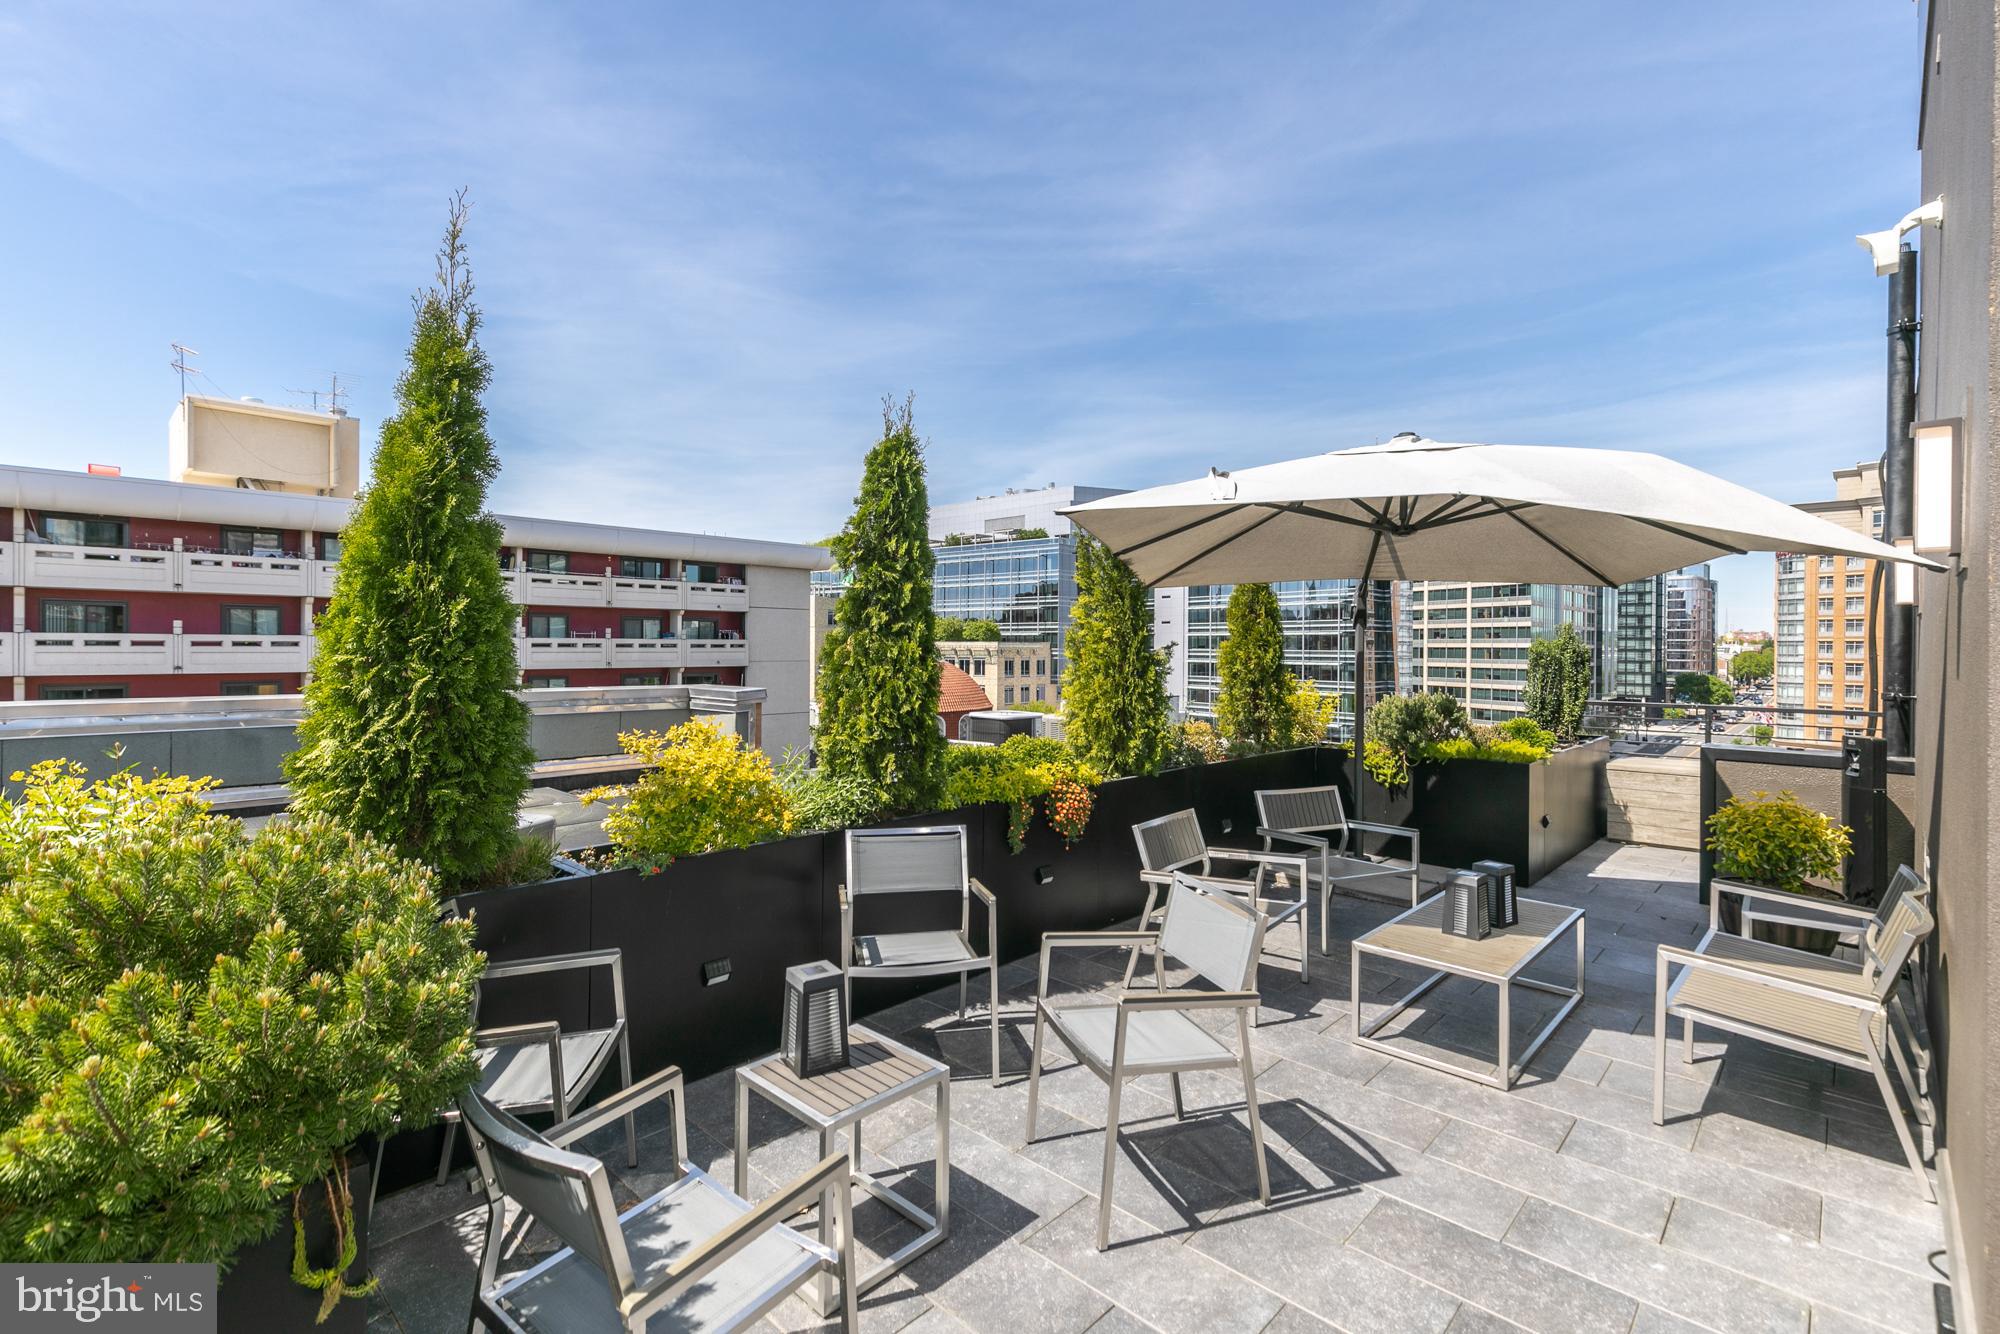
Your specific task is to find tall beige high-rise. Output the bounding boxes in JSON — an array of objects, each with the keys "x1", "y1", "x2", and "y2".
[{"x1": 1773, "y1": 460, "x2": 1886, "y2": 746}]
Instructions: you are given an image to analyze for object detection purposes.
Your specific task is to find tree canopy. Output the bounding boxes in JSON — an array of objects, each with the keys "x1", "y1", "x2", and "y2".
[
  {"x1": 1063, "y1": 536, "x2": 1170, "y2": 776},
  {"x1": 1215, "y1": 583, "x2": 1292, "y2": 747},
  {"x1": 1525, "y1": 623, "x2": 1593, "y2": 742}
]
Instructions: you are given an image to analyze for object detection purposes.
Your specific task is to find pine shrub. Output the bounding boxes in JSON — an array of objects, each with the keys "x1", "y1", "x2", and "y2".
[
  {"x1": 0, "y1": 761, "x2": 480, "y2": 1305},
  {"x1": 1215, "y1": 583, "x2": 1291, "y2": 748},
  {"x1": 1063, "y1": 537, "x2": 1171, "y2": 777}
]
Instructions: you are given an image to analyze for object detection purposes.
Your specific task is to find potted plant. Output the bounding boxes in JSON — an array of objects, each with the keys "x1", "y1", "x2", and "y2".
[
  {"x1": 1705, "y1": 789, "x2": 1854, "y2": 938},
  {"x1": 0, "y1": 760, "x2": 482, "y2": 1331}
]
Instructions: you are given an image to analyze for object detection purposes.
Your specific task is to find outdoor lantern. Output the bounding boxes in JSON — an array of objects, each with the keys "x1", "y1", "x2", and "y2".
[
  {"x1": 781, "y1": 960, "x2": 848, "y2": 1078},
  {"x1": 1893, "y1": 537, "x2": 1919, "y2": 607},
  {"x1": 1911, "y1": 419, "x2": 1963, "y2": 557},
  {"x1": 1472, "y1": 859, "x2": 1519, "y2": 928},
  {"x1": 1442, "y1": 870, "x2": 1492, "y2": 940}
]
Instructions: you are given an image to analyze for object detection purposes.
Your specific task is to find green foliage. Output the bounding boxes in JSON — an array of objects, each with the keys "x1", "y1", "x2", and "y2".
[
  {"x1": 1215, "y1": 583, "x2": 1291, "y2": 747},
  {"x1": 1674, "y1": 672, "x2": 1735, "y2": 705},
  {"x1": 1495, "y1": 717, "x2": 1557, "y2": 752},
  {"x1": 1013, "y1": 526, "x2": 1050, "y2": 539},
  {"x1": 1063, "y1": 537, "x2": 1171, "y2": 777},
  {"x1": 584, "y1": 721, "x2": 795, "y2": 867},
  {"x1": 1283, "y1": 676, "x2": 1338, "y2": 747},
  {"x1": 1525, "y1": 624, "x2": 1592, "y2": 742},
  {"x1": 1167, "y1": 719, "x2": 1230, "y2": 767},
  {"x1": 1751, "y1": 723, "x2": 1774, "y2": 745},
  {"x1": 286, "y1": 193, "x2": 532, "y2": 888},
  {"x1": 942, "y1": 737, "x2": 1100, "y2": 852},
  {"x1": 1729, "y1": 647, "x2": 1774, "y2": 682},
  {"x1": 1007, "y1": 699, "x2": 1060, "y2": 714},
  {"x1": 0, "y1": 760, "x2": 480, "y2": 1297},
  {"x1": 1706, "y1": 790, "x2": 1852, "y2": 892},
  {"x1": 1366, "y1": 691, "x2": 1471, "y2": 785},
  {"x1": 777, "y1": 752, "x2": 884, "y2": 833},
  {"x1": 1359, "y1": 738, "x2": 1408, "y2": 788},
  {"x1": 1428, "y1": 737, "x2": 1548, "y2": 763},
  {"x1": 935, "y1": 618, "x2": 1001, "y2": 642},
  {"x1": 815, "y1": 396, "x2": 947, "y2": 812}
]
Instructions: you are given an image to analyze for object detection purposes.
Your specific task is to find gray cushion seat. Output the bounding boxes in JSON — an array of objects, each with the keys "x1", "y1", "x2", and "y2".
[
  {"x1": 1045, "y1": 1005, "x2": 1239, "y2": 1074},
  {"x1": 852, "y1": 928, "x2": 980, "y2": 971},
  {"x1": 495, "y1": 1169, "x2": 827, "y2": 1334},
  {"x1": 1665, "y1": 935, "x2": 1885, "y2": 1055},
  {"x1": 478, "y1": 1028, "x2": 623, "y2": 1110}
]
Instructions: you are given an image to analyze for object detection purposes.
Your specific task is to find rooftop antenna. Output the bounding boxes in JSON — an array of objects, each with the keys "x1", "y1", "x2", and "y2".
[
  {"x1": 282, "y1": 372, "x2": 352, "y2": 416},
  {"x1": 170, "y1": 343, "x2": 199, "y2": 399}
]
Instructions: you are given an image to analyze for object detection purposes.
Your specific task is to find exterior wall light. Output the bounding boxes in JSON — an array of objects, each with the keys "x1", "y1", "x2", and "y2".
[
  {"x1": 1910, "y1": 418, "x2": 1963, "y2": 557},
  {"x1": 1893, "y1": 537, "x2": 1919, "y2": 606}
]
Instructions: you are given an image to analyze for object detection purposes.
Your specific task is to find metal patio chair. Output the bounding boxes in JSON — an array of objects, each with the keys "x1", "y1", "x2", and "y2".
[
  {"x1": 1255, "y1": 784, "x2": 1425, "y2": 952},
  {"x1": 1654, "y1": 869, "x2": 1936, "y2": 1199},
  {"x1": 841, "y1": 826, "x2": 1002, "y2": 1084},
  {"x1": 460, "y1": 1067, "x2": 858, "y2": 1333},
  {"x1": 437, "y1": 948, "x2": 637, "y2": 1186},
  {"x1": 1124, "y1": 808, "x2": 1310, "y2": 987},
  {"x1": 1027, "y1": 873, "x2": 1274, "y2": 1250}
]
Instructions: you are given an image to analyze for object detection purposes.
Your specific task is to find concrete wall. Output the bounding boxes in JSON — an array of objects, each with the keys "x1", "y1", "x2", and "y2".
[
  {"x1": 1914, "y1": 2, "x2": 1999, "y2": 1324},
  {"x1": 744, "y1": 564, "x2": 812, "y2": 757},
  {"x1": 170, "y1": 397, "x2": 362, "y2": 498}
]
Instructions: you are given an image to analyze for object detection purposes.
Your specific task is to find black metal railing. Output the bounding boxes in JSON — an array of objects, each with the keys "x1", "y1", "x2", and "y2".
[{"x1": 1580, "y1": 697, "x2": 1882, "y2": 748}]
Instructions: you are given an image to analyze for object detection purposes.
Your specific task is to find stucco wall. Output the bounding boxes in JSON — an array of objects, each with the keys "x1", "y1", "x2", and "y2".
[
  {"x1": 744, "y1": 564, "x2": 812, "y2": 758},
  {"x1": 1913, "y1": 1, "x2": 1999, "y2": 1323}
]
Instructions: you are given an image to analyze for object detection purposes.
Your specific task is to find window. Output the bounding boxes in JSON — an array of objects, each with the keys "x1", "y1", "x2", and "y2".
[
  {"x1": 1036, "y1": 659, "x2": 1046, "y2": 676},
  {"x1": 41, "y1": 513, "x2": 128, "y2": 548},
  {"x1": 1845, "y1": 574, "x2": 1866, "y2": 591},
  {"x1": 1845, "y1": 640, "x2": 1865, "y2": 658},
  {"x1": 526, "y1": 613, "x2": 570, "y2": 638},
  {"x1": 40, "y1": 683, "x2": 126, "y2": 700},
  {"x1": 1817, "y1": 686, "x2": 1834, "y2": 702},
  {"x1": 621, "y1": 673, "x2": 663, "y2": 686},
  {"x1": 619, "y1": 556, "x2": 667, "y2": 580},
  {"x1": 1003, "y1": 686, "x2": 1015, "y2": 704},
  {"x1": 1818, "y1": 727, "x2": 1834, "y2": 741},
  {"x1": 40, "y1": 600, "x2": 125, "y2": 633},
  {"x1": 1847, "y1": 556, "x2": 1866, "y2": 569},
  {"x1": 1003, "y1": 659, "x2": 1015, "y2": 677},
  {"x1": 524, "y1": 551, "x2": 569, "y2": 574},
  {"x1": 1817, "y1": 575, "x2": 1834, "y2": 592},
  {"x1": 1035, "y1": 687, "x2": 1046, "y2": 701},
  {"x1": 318, "y1": 534, "x2": 343, "y2": 561},
  {"x1": 970, "y1": 659, "x2": 985, "y2": 676},
  {"x1": 1817, "y1": 640, "x2": 1833, "y2": 658},
  {"x1": 1845, "y1": 597, "x2": 1866, "y2": 614},
  {"x1": 1845, "y1": 685, "x2": 1866, "y2": 702},
  {"x1": 1817, "y1": 598, "x2": 1834, "y2": 613},
  {"x1": 685, "y1": 562, "x2": 720, "y2": 584},
  {"x1": 1817, "y1": 620, "x2": 1833, "y2": 635},
  {"x1": 220, "y1": 681, "x2": 282, "y2": 696},
  {"x1": 222, "y1": 605, "x2": 281, "y2": 635},
  {"x1": 220, "y1": 526, "x2": 284, "y2": 555},
  {"x1": 683, "y1": 671, "x2": 722, "y2": 685},
  {"x1": 620, "y1": 616, "x2": 668, "y2": 639},
  {"x1": 1845, "y1": 663, "x2": 1865, "y2": 679},
  {"x1": 1845, "y1": 618, "x2": 1865, "y2": 634},
  {"x1": 684, "y1": 617, "x2": 718, "y2": 640},
  {"x1": 527, "y1": 676, "x2": 569, "y2": 688}
]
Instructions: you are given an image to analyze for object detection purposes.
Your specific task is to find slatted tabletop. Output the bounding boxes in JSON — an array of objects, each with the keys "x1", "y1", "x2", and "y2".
[
  {"x1": 1355, "y1": 896, "x2": 1582, "y2": 982},
  {"x1": 737, "y1": 1025, "x2": 946, "y2": 1128}
]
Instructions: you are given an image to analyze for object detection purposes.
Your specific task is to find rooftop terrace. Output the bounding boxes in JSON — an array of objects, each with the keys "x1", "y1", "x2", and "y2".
[{"x1": 368, "y1": 841, "x2": 1948, "y2": 1334}]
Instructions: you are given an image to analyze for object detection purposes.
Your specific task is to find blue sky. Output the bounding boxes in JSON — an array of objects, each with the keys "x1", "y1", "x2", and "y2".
[{"x1": 0, "y1": 2, "x2": 1923, "y2": 626}]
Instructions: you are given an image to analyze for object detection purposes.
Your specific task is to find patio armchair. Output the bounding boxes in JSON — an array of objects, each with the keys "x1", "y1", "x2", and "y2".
[
  {"x1": 840, "y1": 826, "x2": 1002, "y2": 1084},
  {"x1": 1027, "y1": 874, "x2": 1274, "y2": 1250},
  {"x1": 1254, "y1": 784, "x2": 1425, "y2": 954},
  {"x1": 437, "y1": 948, "x2": 637, "y2": 1187},
  {"x1": 1124, "y1": 808, "x2": 1310, "y2": 987},
  {"x1": 459, "y1": 1066, "x2": 858, "y2": 1333},
  {"x1": 1654, "y1": 868, "x2": 1935, "y2": 1199}
]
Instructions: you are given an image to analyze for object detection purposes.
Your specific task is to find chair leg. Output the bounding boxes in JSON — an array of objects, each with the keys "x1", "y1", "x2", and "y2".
[
  {"x1": 1169, "y1": 1073, "x2": 1185, "y2": 1121},
  {"x1": 1865, "y1": 1033, "x2": 1935, "y2": 1202},
  {"x1": 989, "y1": 962, "x2": 1002, "y2": 1087},
  {"x1": 1240, "y1": 1012, "x2": 1271, "y2": 1208},
  {"x1": 1652, "y1": 955, "x2": 1669, "y2": 1127},
  {"x1": 1319, "y1": 881, "x2": 1331, "y2": 956},
  {"x1": 436, "y1": 1119, "x2": 459, "y2": 1187},
  {"x1": 959, "y1": 970, "x2": 969, "y2": 1022},
  {"x1": 618, "y1": 1034, "x2": 638, "y2": 1169},
  {"x1": 1298, "y1": 899, "x2": 1310, "y2": 984},
  {"x1": 831, "y1": 1174, "x2": 859, "y2": 1330},
  {"x1": 1681, "y1": 1014, "x2": 1695, "y2": 1064},
  {"x1": 1097, "y1": 1075, "x2": 1123, "y2": 1251},
  {"x1": 1025, "y1": 1004, "x2": 1047, "y2": 1142}
]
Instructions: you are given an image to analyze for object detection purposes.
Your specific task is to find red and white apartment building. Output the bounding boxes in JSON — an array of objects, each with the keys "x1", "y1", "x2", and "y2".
[{"x1": 0, "y1": 396, "x2": 825, "y2": 752}]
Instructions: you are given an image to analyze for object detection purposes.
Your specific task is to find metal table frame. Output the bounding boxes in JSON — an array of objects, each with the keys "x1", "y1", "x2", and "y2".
[
  {"x1": 735, "y1": 1024, "x2": 949, "y2": 1317},
  {"x1": 1350, "y1": 896, "x2": 1585, "y2": 1090}
]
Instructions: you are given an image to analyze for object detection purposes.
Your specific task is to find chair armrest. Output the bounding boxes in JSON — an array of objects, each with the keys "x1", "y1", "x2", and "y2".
[
  {"x1": 1038, "y1": 930, "x2": 1158, "y2": 1004},
  {"x1": 969, "y1": 876, "x2": 996, "y2": 908},
  {"x1": 546, "y1": 1065, "x2": 684, "y2": 1149},
  {"x1": 1117, "y1": 989, "x2": 1260, "y2": 1010},
  {"x1": 1347, "y1": 819, "x2": 1419, "y2": 842},
  {"x1": 1711, "y1": 879, "x2": 1872, "y2": 921},
  {"x1": 627, "y1": 1151, "x2": 850, "y2": 1321},
  {"x1": 473, "y1": 1021, "x2": 562, "y2": 1049},
  {"x1": 1139, "y1": 868, "x2": 1176, "y2": 886},
  {"x1": 1656, "y1": 943, "x2": 1880, "y2": 1010},
  {"x1": 1257, "y1": 827, "x2": 1329, "y2": 849},
  {"x1": 482, "y1": 948, "x2": 622, "y2": 980},
  {"x1": 1207, "y1": 844, "x2": 1307, "y2": 868}
]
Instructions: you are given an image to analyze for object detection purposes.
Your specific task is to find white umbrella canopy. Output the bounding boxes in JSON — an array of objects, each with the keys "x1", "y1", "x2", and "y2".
[{"x1": 1061, "y1": 434, "x2": 1939, "y2": 589}]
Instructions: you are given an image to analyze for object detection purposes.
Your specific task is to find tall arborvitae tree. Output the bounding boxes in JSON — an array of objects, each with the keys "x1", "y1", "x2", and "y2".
[
  {"x1": 815, "y1": 396, "x2": 945, "y2": 811},
  {"x1": 1525, "y1": 622, "x2": 1593, "y2": 742},
  {"x1": 1215, "y1": 581, "x2": 1291, "y2": 747},
  {"x1": 1064, "y1": 536, "x2": 1171, "y2": 776},
  {"x1": 285, "y1": 192, "x2": 533, "y2": 885}
]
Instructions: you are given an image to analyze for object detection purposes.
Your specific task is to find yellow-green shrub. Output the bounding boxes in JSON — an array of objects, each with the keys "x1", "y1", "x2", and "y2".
[
  {"x1": 1706, "y1": 790, "x2": 1851, "y2": 893},
  {"x1": 584, "y1": 721, "x2": 794, "y2": 867}
]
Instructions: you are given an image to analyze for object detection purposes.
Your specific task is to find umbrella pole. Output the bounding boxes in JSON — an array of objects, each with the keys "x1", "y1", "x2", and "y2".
[{"x1": 1352, "y1": 595, "x2": 1369, "y2": 824}]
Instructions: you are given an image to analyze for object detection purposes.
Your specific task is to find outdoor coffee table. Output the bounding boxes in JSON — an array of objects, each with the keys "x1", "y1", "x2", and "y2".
[
  {"x1": 735, "y1": 1024, "x2": 948, "y2": 1315},
  {"x1": 1351, "y1": 895, "x2": 1585, "y2": 1089}
]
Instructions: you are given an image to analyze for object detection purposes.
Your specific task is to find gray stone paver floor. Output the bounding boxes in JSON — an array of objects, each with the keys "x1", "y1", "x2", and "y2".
[{"x1": 368, "y1": 841, "x2": 1950, "y2": 1334}]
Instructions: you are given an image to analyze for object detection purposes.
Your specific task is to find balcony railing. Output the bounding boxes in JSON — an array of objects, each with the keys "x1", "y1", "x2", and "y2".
[
  {"x1": 684, "y1": 581, "x2": 749, "y2": 612},
  {"x1": 179, "y1": 552, "x2": 312, "y2": 597},
  {"x1": 609, "y1": 638, "x2": 684, "y2": 668},
  {"x1": 607, "y1": 576, "x2": 685, "y2": 609},
  {"x1": 19, "y1": 632, "x2": 177, "y2": 676},
  {"x1": 683, "y1": 637, "x2": 748, "y2": 667},
  {"x1": 178, "y1": 634, "x2": 313, "y2": 675},
  {"x1": 516, "y1": 571, "x2": 612, "y2": 607},
  {"x1": 20, "y1": 543, "x2": 175, "y2": 591},
  {"x1": 517, "y1": 637, "x2": 611, "y2": 670}
]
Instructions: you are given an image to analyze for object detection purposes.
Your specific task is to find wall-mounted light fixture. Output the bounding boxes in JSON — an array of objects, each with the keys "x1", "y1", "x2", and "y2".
[
  {"x1": 702, "y1": 957, "x2": 732, "y2": 987},
  {"x1": 1893, "y1": 538, "x2": 1919, "y2": 607},
  {"x1": 1910, "y1": 418, "x2": 1964, "y2": 557}
]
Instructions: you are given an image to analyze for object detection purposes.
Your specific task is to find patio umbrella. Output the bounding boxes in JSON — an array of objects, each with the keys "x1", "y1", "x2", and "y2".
[{"x1": 1061, "y1": 433, "x2": 1939, "y2": 809}]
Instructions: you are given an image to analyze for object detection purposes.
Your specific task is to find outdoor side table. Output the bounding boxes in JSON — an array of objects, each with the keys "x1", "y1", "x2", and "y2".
[
  {"x1": 735, "y1": 1024, "x2": 949, "y2": 1315},
  {"x1": 1351, "y1": 895, "x2": 1585, "y2": 1090}
]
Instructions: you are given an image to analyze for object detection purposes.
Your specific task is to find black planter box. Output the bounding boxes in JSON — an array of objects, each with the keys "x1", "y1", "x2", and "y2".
[{"x1": 217, "y1": 1144, "x2": 373, "y2": 1334}]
